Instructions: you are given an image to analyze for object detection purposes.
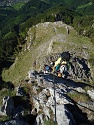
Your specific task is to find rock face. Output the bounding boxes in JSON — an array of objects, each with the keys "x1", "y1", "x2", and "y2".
[
  {"x1": 87, "y1": 90, "x2": 94, "y2": 100},
  {"x1": 1, "y1": 96, "x2": 14, "y2": 116},
  {"x1": 38, "y1": 54, "x2": 92, "y2": 83},
  {"x1": 25, "y1": 69, "x2": 93, "y2": 125},
  {"x1": 23, "y1": 48, "x2": 93, "y2": 125},
  {"x1": 56, "y1": 105, "x2": 76, "y2": 125},
  {"x1": 0, "y1": 96, "x2": 29, "y2": 125},
  {"x1": 0, "y1": 68, "x2": 94, "y2": 125},
  {"x1": 68, "y1": 57, "x2": 91, "y2": 82}
]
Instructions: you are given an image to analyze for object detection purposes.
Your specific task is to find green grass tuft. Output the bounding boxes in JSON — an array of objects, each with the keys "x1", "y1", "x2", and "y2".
[
  {"x1": 67, "y1": 91, "x2": 91, "y2": 102},
  {"x1": 44, "y1": 119, "x2": 55, "y2": 125}
]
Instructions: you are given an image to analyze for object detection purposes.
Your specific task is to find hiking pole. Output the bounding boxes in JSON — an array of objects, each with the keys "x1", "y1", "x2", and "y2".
[{"x1": 53, "y1": 74, "x2": 57, "y2": 125}]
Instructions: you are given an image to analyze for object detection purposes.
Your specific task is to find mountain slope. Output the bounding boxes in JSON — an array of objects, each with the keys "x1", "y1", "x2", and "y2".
[
  {"x1": 42, "y1": 0, "x2": 91, "y2": 8},
  {"x1": 0, "y1": 1, "x2": 80, "y2": 72},
  {"x1": 43, "y1": 0, "x2": 94, "y2": 14},
  {"x1": 2, "y1": 21, "x2": 94, "y2": 84}
]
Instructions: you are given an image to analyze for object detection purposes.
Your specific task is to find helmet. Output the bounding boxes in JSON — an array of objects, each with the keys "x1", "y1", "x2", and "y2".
[{"x1": 61, "y1": 52, "x2": 70, "y2": 61}]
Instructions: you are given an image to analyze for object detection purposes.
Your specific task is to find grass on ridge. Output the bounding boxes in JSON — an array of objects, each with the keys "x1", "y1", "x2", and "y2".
[{"x1": 67, "y1": 91, "x2": 91, "y2": 102}]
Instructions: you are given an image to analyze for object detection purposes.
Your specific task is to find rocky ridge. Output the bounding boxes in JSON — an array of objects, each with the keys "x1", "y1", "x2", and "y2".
[
  {"x1": 0, "y1": 67, "x2": 94, "y2": 125},
  {"x1": 2, "y1": 21, "x2": 94, "y2": 83},
  {"x1": 1, "y1": 21, "x2": 94, "y2": 125}
]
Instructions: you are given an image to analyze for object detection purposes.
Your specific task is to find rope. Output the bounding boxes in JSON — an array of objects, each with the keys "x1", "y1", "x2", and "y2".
[{"x1": 53, "y1": 74, "x2": 57, "y2": 125}]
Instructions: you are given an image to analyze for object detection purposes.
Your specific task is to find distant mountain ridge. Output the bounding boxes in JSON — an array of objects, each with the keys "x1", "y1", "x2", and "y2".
[
  {"x1": 0, "y1": 0, "x2": 94, "y2": 14},
  {"x1": 41, "y1": 0, "x2": 91, "y2": 7},
  {"x1": 0, "y1": 0, "x2": 29, "y2": 6},
  {"x1": 0, "y1": 0, "x2": 92, "y2": 8}
]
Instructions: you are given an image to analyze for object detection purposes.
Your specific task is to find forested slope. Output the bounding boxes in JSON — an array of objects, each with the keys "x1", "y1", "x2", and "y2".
[{"x1": 0, "y1": 0, "x2": 94, "y2": 73}]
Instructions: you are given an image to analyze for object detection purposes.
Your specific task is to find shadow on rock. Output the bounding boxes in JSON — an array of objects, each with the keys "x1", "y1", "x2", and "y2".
[
  {"x1": 41, "y1": 73, "x2": 93, "y2": 89},
  {"x1": 65, "y1": 103, "x2": 89, "y2": 125},
  {"x1": 12, "y1": 96, "x2": 31, "y2": 110}
]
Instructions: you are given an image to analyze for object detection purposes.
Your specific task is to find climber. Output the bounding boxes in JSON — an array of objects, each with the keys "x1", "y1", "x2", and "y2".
[{"x1": 52, "y1": 52, "x2": 70, "y2": 78}]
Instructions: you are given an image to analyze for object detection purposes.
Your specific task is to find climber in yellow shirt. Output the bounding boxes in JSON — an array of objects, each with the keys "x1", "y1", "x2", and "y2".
[
  {"x1": 52, "y1": 52, "x2": 70, "y2": 77},
  {"x1": 52, "y1": 57, "x2": 67, "y2": 72}
]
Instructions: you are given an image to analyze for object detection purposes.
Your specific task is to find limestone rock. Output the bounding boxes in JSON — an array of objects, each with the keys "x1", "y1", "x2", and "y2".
[
  {"x1": 56, "y1": 105, "x2": 76, "y2": 125},
  {"x1": 87, "y1": 90, "x2": 94, "y2": 100},
  {"x1": 36, "y1": 114, "x2": 44, "y2": 125}
]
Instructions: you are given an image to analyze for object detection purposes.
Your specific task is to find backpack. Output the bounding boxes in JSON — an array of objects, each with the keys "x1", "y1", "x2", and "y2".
[
  {"x1": 45, "y1": 65, "x2": 50, "y2": 71},
  {"x1": 59, "y1": 64, "x2": 67, "y2": 74},
  {"x1": 44, "y1": 65, "x2": 52, "y2": 73},
  {"x1": 55, "y1": 64, "x2": 60, "y2": 71}
]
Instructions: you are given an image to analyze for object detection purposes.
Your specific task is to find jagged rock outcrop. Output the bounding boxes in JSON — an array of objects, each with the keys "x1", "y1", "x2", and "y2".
[
  {"x1": 36, "y1": 53, "x2": 92, "y2": 83},
  {"x1": 0, "y1": 96, "x2": 29, "y2": 125},
  {"x1": 0, "y1": 67, "x2": 94, "y2": 125},
  {"x1": 26, "y1": 69, "x2": 93, "y2": 125},
  {"x1": 67, "y1": 57, "x2": 92, "y2": 82},
  {"x1": 0, "y1": 96, "x2": 25, "y2": 118}
]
